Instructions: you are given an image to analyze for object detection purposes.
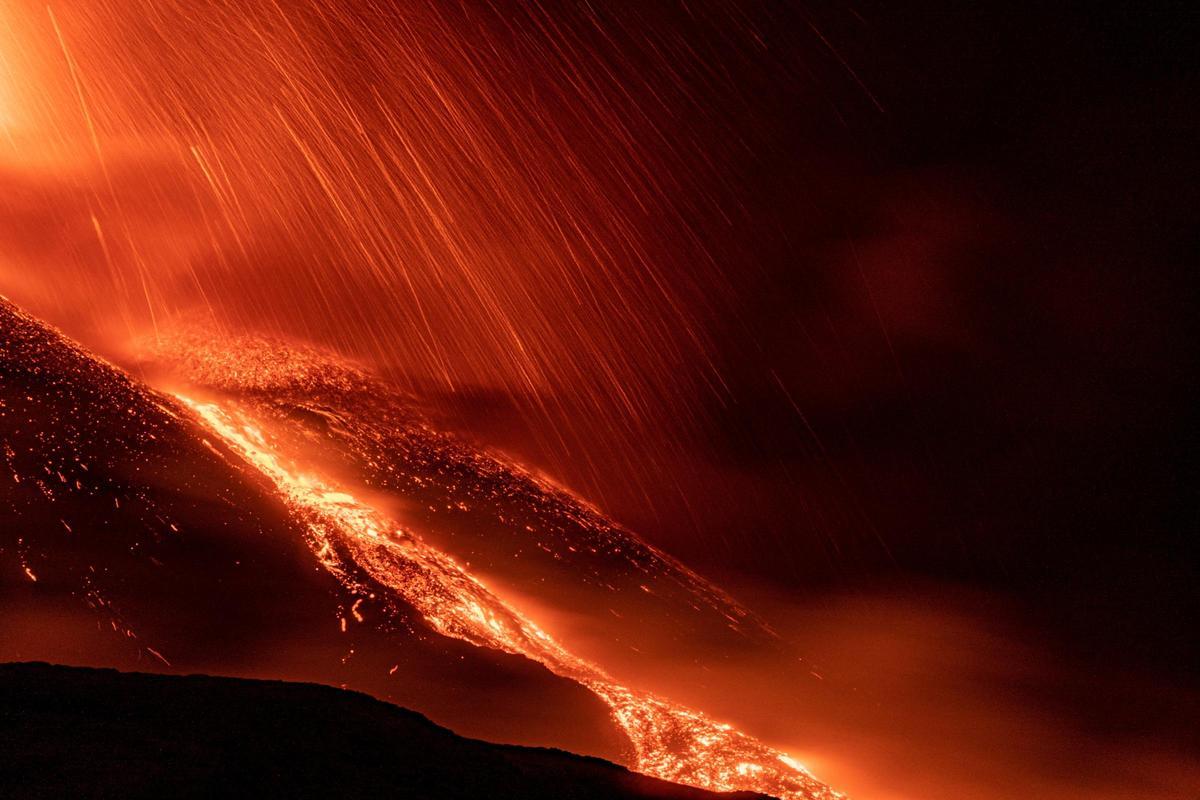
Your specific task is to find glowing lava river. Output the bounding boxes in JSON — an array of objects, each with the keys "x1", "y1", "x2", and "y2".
[{"x1": 179, "y1": 393, "x2": 838, "y2": 799}]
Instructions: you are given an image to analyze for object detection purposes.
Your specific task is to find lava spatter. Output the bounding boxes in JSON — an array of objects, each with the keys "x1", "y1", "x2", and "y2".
[
  {"x1": 0, "y1": 297, "x2": 633, "y2": 759},
  {"x1": 141, "y1": 325, "x2": 774, "y2": 666}
]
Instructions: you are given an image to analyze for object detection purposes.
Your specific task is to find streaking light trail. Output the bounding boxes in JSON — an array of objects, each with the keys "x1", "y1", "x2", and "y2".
[
  {"x1": 1, "y1": 1, "x2": 849, "y2": 796},
  {"x1": 0, "y1": 0, "x2": 768, "y2": 489}
]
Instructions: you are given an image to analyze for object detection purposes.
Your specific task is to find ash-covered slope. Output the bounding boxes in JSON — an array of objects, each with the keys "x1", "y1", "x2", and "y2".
[
  {"x1": 0, "y1": 297, "x2": 621, "y2": 758},
  {"x1": 0, "y1": 300, "x2": 843, "y2": 800},
  {"x1": 0, "y1": 662, "x2": 769, "y2": 800},
  {"x1": 141, "y1": 326, "x2": 777, "y2": 670}
]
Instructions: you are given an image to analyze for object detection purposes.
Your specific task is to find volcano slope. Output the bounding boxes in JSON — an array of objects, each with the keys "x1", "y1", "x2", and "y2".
[
  {"x1": 0, "y1": 297, "x2": 621, "y2": 758},
  {"x1": 135, "y1": 329, "x2": 848, "y2": 800},
  {"x1": 139, "y1": 325, "x2": 781, "y2": 678},
  {"x1": 0, "y1": 662, "x2": 768, "y2": 800},
  {"x1": 0, "y1": 299, "x2": 842, "y2": 800}
]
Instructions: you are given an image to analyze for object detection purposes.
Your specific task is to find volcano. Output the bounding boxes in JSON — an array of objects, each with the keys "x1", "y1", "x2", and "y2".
[
  {"x1": 0, "y1": 297, "x2": 621, "y2": 754},
  {"x1": 0, "y1": 298, "x2": 840, "y2": 800}
]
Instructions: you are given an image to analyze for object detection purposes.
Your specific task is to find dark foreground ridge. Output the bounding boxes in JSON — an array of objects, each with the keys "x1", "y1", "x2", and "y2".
[{"x1": 0, "y1": 663, "x2": 772, "y2": 800}]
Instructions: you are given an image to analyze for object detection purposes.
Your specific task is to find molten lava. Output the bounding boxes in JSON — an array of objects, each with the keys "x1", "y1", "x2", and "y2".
[{"x1": 176, "y1": 386, "x2": 840, "y2": 800}]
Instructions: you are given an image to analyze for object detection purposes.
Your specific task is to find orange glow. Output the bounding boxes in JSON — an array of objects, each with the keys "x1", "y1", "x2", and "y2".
[
  {"x1": 0, "y1": 7, "x2": 27, "y2": 138},
  {"x1": 0, "y1": 0, "x2": 737, "y2": 475}
]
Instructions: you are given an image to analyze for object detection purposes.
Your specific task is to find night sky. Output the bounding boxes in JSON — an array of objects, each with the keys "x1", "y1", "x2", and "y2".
[{"x1": 580, "y1": 0, "x2": 1200, "y2": 676}]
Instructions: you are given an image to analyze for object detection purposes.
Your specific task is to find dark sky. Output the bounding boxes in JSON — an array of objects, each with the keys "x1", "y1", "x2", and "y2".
[
  {"x1": 418, "y1": 0, "x2": 1200, "y2": 698},
  {"x1": 580, "y1": 0, "x2": 1199, "y2": 682},
  {"x1": 788, "y1": 0, "x2": 1197, "y2": 671}
]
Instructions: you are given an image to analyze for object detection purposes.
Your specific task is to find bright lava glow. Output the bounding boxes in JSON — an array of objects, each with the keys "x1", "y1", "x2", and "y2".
[
  {"x1": 0, "y1": 10, "x2": 16, "y2": 133},
  {"x1": 178, "y1": 394, "x2": 843, "y2": 800}
]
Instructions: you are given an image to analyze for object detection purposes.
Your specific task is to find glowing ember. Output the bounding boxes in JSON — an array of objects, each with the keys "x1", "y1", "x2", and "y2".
[{"x1": 179, "y1": 394, "x2": 841, "y2": 800}]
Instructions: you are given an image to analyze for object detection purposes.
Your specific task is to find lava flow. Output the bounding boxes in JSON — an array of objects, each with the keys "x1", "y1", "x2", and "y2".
[{"x1": 177, "y1": 391, "x2": 840, "y2": 800}]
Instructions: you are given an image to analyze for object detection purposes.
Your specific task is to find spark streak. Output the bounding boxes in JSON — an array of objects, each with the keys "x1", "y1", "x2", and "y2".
[{"x1": 0, "y1": 0, "x2": 808, "y2": 515}]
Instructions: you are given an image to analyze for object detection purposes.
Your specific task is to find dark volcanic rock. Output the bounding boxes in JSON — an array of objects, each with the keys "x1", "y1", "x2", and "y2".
[{"x1": 0, "y1": 662, "x2": 769, "y2": 800}]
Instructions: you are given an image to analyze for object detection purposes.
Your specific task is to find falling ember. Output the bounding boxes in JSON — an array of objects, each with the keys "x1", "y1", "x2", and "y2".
[
  {"x1": 177, "y1": 394, "x2": 841, "y2": 800},
  {"x1": 0, "y1": 0, "x2": 753, "y2": 454},
  {"x1": 2, "y1": 1, "x2": 849, "y2": 797}
]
